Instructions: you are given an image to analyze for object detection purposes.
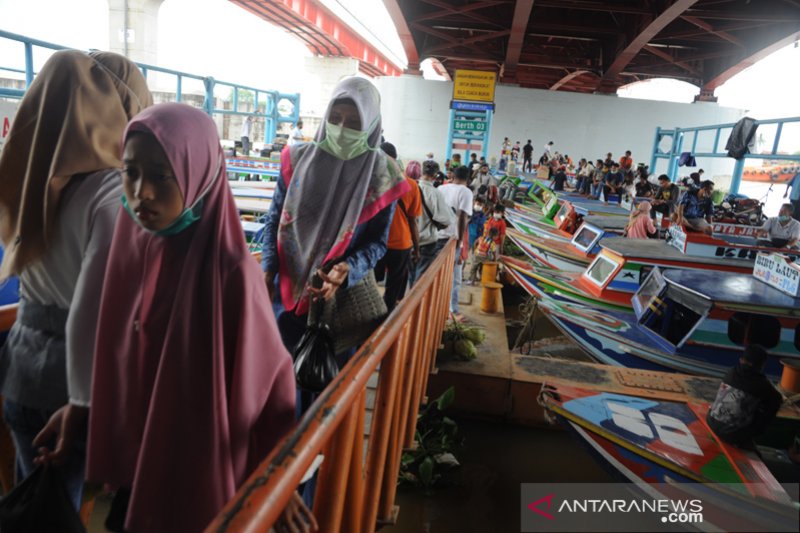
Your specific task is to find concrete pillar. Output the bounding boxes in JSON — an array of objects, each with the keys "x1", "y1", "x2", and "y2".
[
  {"x1": 302, "y1": 56, "x2": 361, "y2": 118},
  {"x1": 107, "y1": 0, "x2": 164, "y2": 65},
  {"x1": 693, "y1": 88, "x2": 718, "y2": 103}
]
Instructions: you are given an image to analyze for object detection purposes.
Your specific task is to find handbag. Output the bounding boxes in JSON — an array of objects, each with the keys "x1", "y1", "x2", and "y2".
[
  {"x1": 0, "y1": 464, "x2": 85, "y2": 533},
  {"x1": 322, "y1": 269, "x2": 388, "y2": 354}
]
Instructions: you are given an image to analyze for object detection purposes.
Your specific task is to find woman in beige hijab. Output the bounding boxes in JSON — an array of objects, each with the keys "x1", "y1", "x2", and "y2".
[{"x1": 0, "y1": 49, "x2": 152, "y2": 510}]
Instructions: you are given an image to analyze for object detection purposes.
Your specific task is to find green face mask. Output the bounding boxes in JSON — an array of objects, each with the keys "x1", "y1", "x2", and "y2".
[
  {"x1": 779, "y1": 215, "x2": 791, "y2": 223},
  {"x1": 122, "y1": 194, "x2": 204, "y2": 237},
  {"x1": 317, "y1": 119, "x2": 375, "y2": 161}
]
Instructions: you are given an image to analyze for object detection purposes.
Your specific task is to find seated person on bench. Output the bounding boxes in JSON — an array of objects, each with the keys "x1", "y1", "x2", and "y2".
[
  {"x1": 757, "y1": 203, "x2": 800, "y2": 249},
  {"x1": 676, "y1": 180, "x2": 715, "y2": 235},
  {"x1": 707, "y1": 345, "x2": 783, "y2": 449}
]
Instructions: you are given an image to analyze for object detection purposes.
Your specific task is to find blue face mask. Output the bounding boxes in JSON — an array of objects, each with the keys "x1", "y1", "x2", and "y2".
[
  {"x1": 122, "y1": 194, "x2": 204, "y2": 237},
  {"x1": 778, "y1": 215, "x2": 791, "y2": 223}
]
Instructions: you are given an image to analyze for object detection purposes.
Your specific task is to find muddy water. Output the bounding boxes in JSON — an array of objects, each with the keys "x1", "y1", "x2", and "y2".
[{"x1": 386, "y1": 418, "x2": 613, "y2": 533}]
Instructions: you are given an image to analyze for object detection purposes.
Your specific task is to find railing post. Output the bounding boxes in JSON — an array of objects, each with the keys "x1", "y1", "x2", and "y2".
[
  {"x1": 362, "y1": 339, "x2": 405, "y2": 531},
  {"x1": 23, "y1": 42, "x2": 34, "y2": 88},
  {"x1": 730, "y1": 157, "x2": 746, "y2": 195},
  {"x1": 203, "y1": 76, "x2": 215, "y2": 116},
  {"x1": 312, "y1": 401, "x2": 359, "y2": 533},
  {"x1": 342, "y1": 391, "x2": 366, "y2": 533},
  {"x1": 176, "y1": 75, "x2": 182, "y2": 103}
]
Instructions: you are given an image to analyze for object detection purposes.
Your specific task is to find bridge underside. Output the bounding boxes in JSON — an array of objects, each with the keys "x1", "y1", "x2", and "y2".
[
  {"x1": 230, "y1": 0, "x2": 403, "y2": 77},
  {"x1": 384, "y1": 0, "x2": 800, "y2": 95}
]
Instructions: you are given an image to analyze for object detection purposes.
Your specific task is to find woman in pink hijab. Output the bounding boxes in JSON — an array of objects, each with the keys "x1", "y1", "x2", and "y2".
[
  {"x1": 86, "y1": 103, "x2": 298, "y2": 532},
  {"x1": 626, "y1": 201, "x2": 657, "y2": 239}
]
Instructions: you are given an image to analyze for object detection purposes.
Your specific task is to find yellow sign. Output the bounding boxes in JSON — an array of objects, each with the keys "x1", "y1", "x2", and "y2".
[{"x1": 453, "y1": 69, "x2": 496, "y2": 103}]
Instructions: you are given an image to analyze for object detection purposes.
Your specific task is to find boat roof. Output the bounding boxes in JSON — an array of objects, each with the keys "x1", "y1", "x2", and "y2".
[
  {"x1": 662, "y1": 269, "x2": 800, "y2": 309},
  {"x1": 583, "y1": 215, "x2": 629, "y2": 230},
  {"x1": 601, "y1": 239, "x2": 752, "y2": 268}
]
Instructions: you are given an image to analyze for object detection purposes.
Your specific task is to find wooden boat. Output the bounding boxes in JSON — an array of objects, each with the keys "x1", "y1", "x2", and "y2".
[
  {"x1": 225, "y1": 155, "x2": 280, "y2": 180},
  {"x1": 668, "y1": 225, "x2": 800, "y2": 262},
  {"x1": 539, "y1": 381, "x2": 800, "y2": 532},
  {"x1": 532, "y1": 266, "x2": 800, "y2": 379},
  {"x1": 743, "y1": 164, "x2": 799, "y2": 184}
]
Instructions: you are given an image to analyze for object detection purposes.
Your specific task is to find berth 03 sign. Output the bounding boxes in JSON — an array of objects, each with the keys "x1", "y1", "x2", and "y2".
[{"x1": 452, "y1": 69, "x2": 496, "y2": 102}]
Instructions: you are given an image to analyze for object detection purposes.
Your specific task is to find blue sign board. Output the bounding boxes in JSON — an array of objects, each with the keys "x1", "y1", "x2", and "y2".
[{"x1": 450, "y1": 100, "x2": 495, "y2": 112}]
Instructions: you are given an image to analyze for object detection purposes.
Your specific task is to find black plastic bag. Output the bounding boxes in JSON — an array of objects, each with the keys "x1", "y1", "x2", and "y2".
[
  {"x1": 293, "y1": 277, "x2": 339, "y2": 393},
  {"x1": 0, "y1": 464, "x2": 85, "y2": 533},
  {"x1": 293, "y1": 321, "x2": 339, "y2": 393}
]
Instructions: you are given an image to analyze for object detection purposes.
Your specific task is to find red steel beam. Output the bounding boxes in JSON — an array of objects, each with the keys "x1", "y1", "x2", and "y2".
[
  {"x1": 681, "y1": 15, "x2": 743, "y2": 47},
  {"x1": 230, "y1": 0, "x2": 403, "y2": 77},
  {"x1": 704, "y1": 29, "x2": 800, "y2": 90},
  {"x1": 549, "y1": 69, "x2": 597, "y2": 90},
  {"x1": 383, "y1": 0, "x2": 420, "y2": 71},
  {"x1": 643, "y1": 44, "x2": 702, "y2": 76},
  {"x1": 415, "y1": 0, "x2": 508, "y2": 23},
  {"x1": 504, "y1": 0, "x2": 536, "y2": 77},
  {"x1": 598, "y1": 0, "x2": 701, "y2": 88}
]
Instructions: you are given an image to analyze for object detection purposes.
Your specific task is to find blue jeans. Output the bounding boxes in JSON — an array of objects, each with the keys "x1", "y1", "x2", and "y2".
[
  {"x1": 451, "y1": 259, "x2": 463, "y2": 314},
  {"x1": 410, "y1": 239, "x2": 446, "y2": 286},
  {"x1": 2, "y1": 399, "x2": 85, "y2": 511},
  {"x1": 591, "y1": 182, "x2": 603, "y2": 198}
]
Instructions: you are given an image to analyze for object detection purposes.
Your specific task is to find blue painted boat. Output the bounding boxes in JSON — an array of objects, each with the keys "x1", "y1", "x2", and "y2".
[{"x1": 531, "y1": 267, "x2": 800, "y2": 380}]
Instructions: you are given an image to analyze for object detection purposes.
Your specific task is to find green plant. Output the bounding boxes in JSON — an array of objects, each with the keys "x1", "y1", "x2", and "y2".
[
  {"x1": 503, "y1": 238, "x2": 526, "y2": 258},
  {"x1": 398, "y1": 387, "x2": 462, "y2": 492}
]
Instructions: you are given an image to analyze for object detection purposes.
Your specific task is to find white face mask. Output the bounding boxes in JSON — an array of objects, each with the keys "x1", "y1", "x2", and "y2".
[
  {"x1": 474, "y1": 204, "x2": 482, "y2": 211},
  {"x1": 493, "y1": 214, "x2": 502, "y2": 220}
]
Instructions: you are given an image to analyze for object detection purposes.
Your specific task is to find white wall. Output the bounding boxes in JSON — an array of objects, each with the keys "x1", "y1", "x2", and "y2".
[{"x1": 374, "y1": 76, "x2": 745, "y2": 180}]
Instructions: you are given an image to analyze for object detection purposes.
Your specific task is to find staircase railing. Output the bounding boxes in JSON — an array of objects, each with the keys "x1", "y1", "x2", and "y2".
[{"x1": 206, "y1": 240, "x2": 456, "y2": 533}]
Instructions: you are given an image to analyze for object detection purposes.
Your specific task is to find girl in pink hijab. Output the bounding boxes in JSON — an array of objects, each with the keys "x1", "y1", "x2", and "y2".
[
  {"x1": 626, "y1": 201, "x2": 657, "y2": 239},
  {"x1": 86, "y1": 103, "x2": 298, "y2": 532}
]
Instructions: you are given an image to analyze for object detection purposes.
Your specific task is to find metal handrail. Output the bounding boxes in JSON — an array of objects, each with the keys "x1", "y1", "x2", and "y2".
[
  {"x1": 0, "y1": 29, "x2": 301, "y2": 143},
  {"x1": 649, "y1": 115, "x2": 800, "y2": 193},
  {"x1": 206, "y1": 240, "x2": 456, "y2": 533}
]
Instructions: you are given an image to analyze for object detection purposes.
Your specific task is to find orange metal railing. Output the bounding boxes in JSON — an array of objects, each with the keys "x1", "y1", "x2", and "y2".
[{"x1": 206, "y1": 240, "x2": 456, "y2": 533}]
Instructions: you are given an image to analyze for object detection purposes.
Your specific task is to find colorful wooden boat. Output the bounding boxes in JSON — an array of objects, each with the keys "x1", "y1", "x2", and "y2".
[
  {"x1": 539, "y1": 383, "x2": 800, "y2": 532},
  {"x1": 533, "y1": 267, "x2": 800, "y2": 379},
  {"x1": 743, "y1": 164, "x2": 799, "y2": 184},
  {"x1": 668, "y1": 225, "x2": 800, "y2": 263}
]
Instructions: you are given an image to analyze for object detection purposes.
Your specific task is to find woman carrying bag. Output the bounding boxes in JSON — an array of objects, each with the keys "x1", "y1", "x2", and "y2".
[{"x1": 262, "y1": 77, "x2": 409, "y2": 365}]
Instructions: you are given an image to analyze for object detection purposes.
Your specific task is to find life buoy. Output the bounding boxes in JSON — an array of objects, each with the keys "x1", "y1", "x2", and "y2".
[{"x1": 770, "y1": 172, "x2": 779, "y2": 181}]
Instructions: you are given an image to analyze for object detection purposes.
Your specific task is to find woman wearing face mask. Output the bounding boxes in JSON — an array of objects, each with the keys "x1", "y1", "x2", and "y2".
[
  {"x1": 0, "y1": 50, "x2": 152, "y2": 510},
  {"x1": 262, "y1": 77, "x2": 409, "y2": 356},
  {"x1": 86, "y1": 103, "x2": 300, "y2": 532}
]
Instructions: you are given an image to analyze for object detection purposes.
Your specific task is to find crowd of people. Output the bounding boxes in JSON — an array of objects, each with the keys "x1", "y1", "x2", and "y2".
[{"x1": 1, "y1": 46, "x2": 799, "y2": 533}]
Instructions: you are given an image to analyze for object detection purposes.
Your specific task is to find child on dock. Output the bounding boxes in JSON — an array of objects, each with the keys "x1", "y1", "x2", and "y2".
[{"x1": 468, "y1": 204, "x2": 507, "y2": 284}]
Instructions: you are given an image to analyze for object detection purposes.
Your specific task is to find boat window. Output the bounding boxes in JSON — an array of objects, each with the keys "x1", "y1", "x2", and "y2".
[
  {"x1": 544, "y1": 191, "x2": 559, "y2": 214},
  {"x1": 554, "y1": 202, "x2": 571, "y2": 227},
  {"x1": 728, "y1": 313, "x2": 781, "y2": 349},
  {"x1": 572, "y1": 224, "x2": 601, "y2": 251},
  {"x1": 795, "y1": 325, "x2": 800, "y2": 351},
  {"x1": 632, "y1": 268, "x2": 661, "y2": 316},
  {"x1": 585, "y1": 254, "x2": 620, "y2": 287},
  {"x1": 639, "y1": 284, "x2": 711, "y2": 347}
]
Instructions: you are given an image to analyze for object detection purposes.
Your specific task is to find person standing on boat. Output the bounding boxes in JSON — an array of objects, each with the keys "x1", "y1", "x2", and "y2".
[
  {"x1": 706, "y1": 345, "x2": 783, "y2": 449},
  {"x1": 0, "y1": 50, "x2": 152, "y2": 511},
  {"x1": 522, "y1": 140, "x2": 533, "y2": 173},
  {"x1": 677, "y1": 180, "x2": 715, "y2": 235},
  {"x1": 757, "y1": 203, "x2": 800, "y2": 249}
]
